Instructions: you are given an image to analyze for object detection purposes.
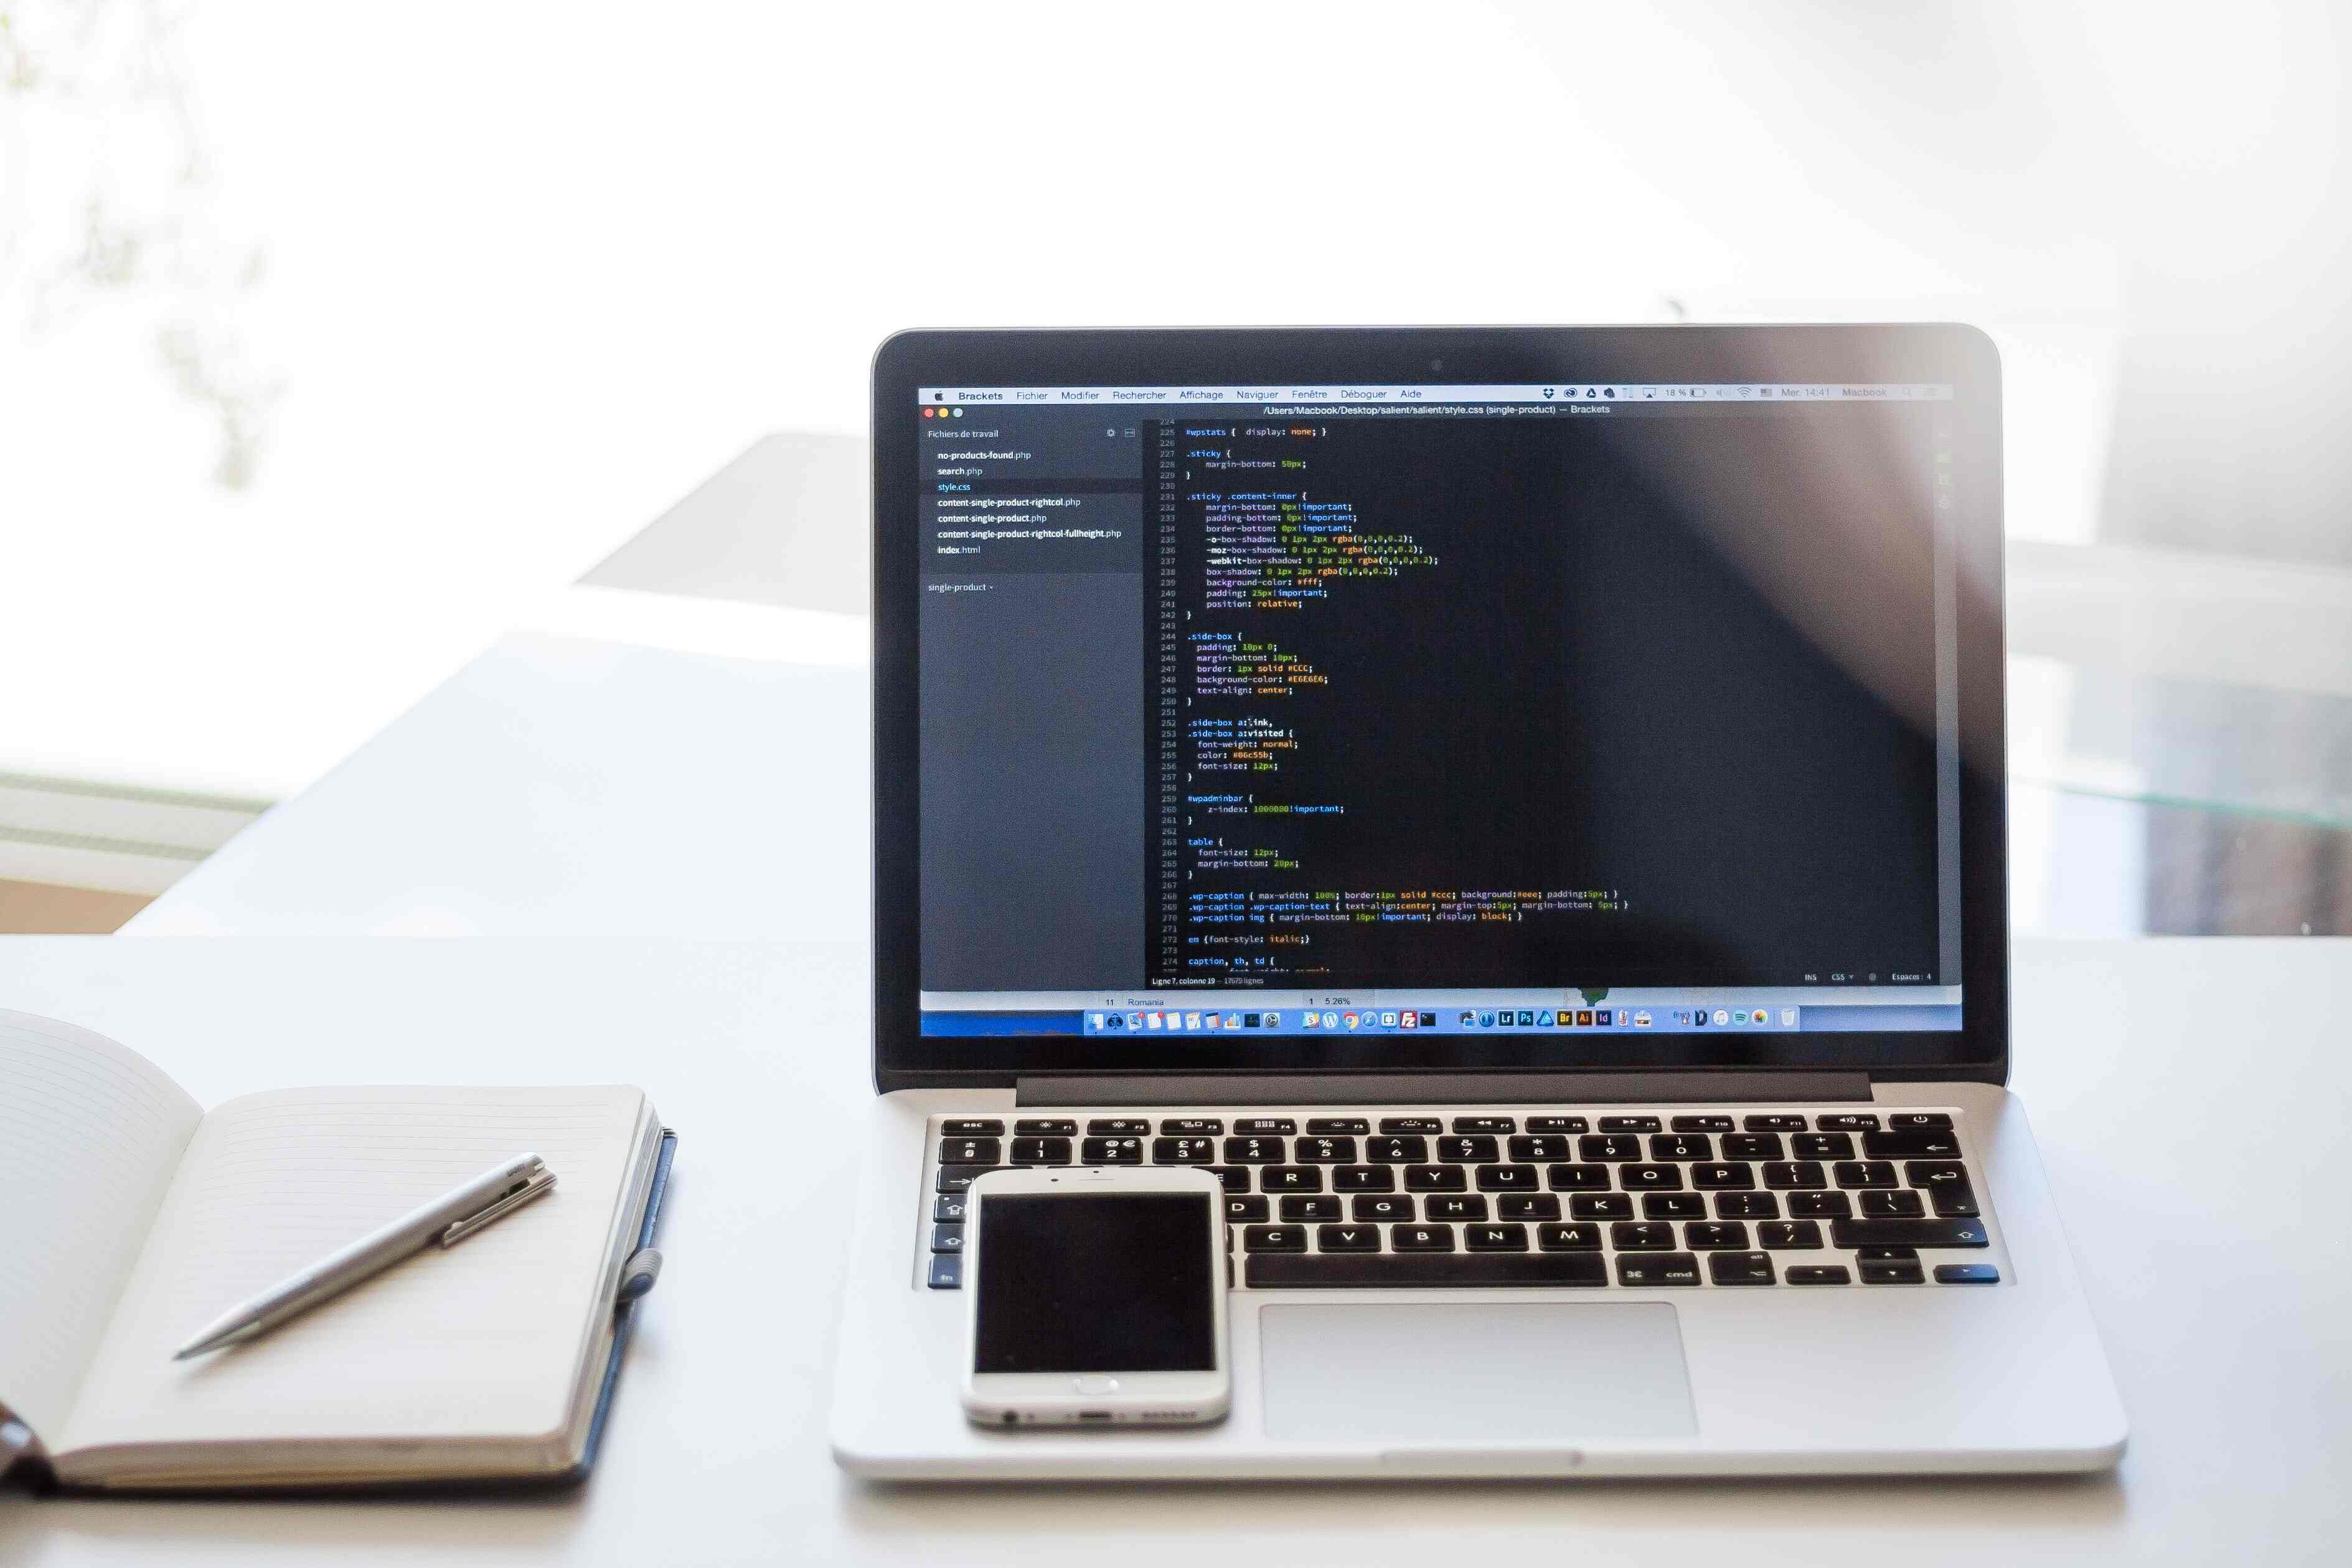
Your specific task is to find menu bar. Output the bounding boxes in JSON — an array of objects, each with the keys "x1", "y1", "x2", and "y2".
[{"x1": 920, "y1": 383, "x2": 1952, "y2": 406}]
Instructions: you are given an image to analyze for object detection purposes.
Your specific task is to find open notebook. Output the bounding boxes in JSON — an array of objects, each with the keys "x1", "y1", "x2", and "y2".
[{"x1": 0, "y1": 1010, "x2": 668, "y2": 1492}]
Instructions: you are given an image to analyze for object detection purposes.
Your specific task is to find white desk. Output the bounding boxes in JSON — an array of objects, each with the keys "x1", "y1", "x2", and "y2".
[
  {"x1": 37, "y1": 522, "x2": 2352, "y2": 1559},
  {"x1": 123, "y1": 628, "x2": 870, "y2": 939},
  {"x1": 1, "y1": 934, "x2": 2346, "y2": 1566}
]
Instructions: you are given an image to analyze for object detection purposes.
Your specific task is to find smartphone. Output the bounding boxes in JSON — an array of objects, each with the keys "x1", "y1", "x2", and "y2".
[{"x1": 961, "y1": 1164, "x2": 1230, "y2": 1428}]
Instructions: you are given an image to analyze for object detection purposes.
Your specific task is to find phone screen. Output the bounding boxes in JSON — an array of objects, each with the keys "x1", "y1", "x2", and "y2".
[{"x1": 972, "y1": 1192, "x2": 1218, "y2": 1374}]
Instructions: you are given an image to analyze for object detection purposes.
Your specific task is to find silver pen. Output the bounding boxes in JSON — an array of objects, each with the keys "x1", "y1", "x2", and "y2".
[{"x1": 172, "y1": 1153, "x2": 557, "y2": 1359}]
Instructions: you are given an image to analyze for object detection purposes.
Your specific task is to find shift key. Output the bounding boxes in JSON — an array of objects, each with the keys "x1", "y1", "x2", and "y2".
[{"x1": 1830, "y1": 1217, "x2": 1989, "y2": 1249}]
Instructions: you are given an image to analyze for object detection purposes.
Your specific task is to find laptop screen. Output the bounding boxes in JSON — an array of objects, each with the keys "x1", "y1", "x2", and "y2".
[{"x1": 912, "y1": 378, "x2": 1962, "y2": 1046}]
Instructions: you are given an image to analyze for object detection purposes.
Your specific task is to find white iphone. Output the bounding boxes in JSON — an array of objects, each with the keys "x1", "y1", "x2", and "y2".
[{"x1": 961, "y1": 1163, "x2": 1230, "y2": 1428}]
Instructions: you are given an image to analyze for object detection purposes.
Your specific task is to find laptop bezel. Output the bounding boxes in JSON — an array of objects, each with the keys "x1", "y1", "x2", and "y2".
[{"x1": 871, "y1": 324, "x2": 2008, "y2": 1092}]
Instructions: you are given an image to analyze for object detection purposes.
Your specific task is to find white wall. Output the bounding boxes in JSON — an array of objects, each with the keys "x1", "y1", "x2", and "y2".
[{"x1": 1, "y1": 1, "x2": 2341, "y2": 797}]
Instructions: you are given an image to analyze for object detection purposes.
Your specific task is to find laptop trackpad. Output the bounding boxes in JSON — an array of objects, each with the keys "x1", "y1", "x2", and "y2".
[{"x1": 1258, "y1": 1302, "x2": 1696, "y2": 1442}]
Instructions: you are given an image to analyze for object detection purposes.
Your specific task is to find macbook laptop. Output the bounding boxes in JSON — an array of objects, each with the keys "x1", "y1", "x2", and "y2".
[{"x1": 830, "y1": 324, "x2": 2127, "y2": 1478}]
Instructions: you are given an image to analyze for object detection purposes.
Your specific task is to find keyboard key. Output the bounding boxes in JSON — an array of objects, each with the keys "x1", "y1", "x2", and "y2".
[
  {"x1": 936, "y1": 1165, "x2": 990, "y2": 1192},
  {"x1": 1334, "y1": 1164, "x2": 1396, "y2": 1191},
  {"x1": 1813, "y1": 1112, "x2": 1881, "y2": 1132},
  {"x1": 934, "y1": 1194, "x2": 969, "y2": 1223},
  {"x1": 1671, "y1": 1114, "x2": 1736, "y2": 1132},
  {"x1": 1247, "y1": 1252, "x2": 1606, "y2": 1288},
  {"x1": 1014, "y1": 1119, "x2": 1076, "y2": 1136},
  {"x1": 1262, "y1": 1166, "x2": 1324, "y2": 1192},
  {"x1": 1619, "y1": 1162, "x2": 1683, "y2": 1190},
  {"x1": 1154, "y1": 1137, "x2": 1216, "y2": 1164},
  {"x1": 1452, "y1": 1116, "x2": 1517, "y2": 1134},
  {"x1": 1404, "y1": 1164, "x2": 1467, "y2": 1191},
  {"x1": 1507, "y1": 1135, "x2": 1570, "y2": 1162},
  {"x1": 1236, "y1": 1117, "x2": 1297, "y2": 1135},
  {"x1": 1865, "y1": 1127, "x2": 1964, "y2": 1159},
  {"x1": 1831, "y1": 1218, "x2": 1990, "y2": 1249},
  {"x1": 1395, "y1": 1224, "x2": 1457, "y2": 1252},
  {"x1": 1352, "y1": 1194, "x2": 1413, "y2": 1221},
  {"x1": 1009, "y1": 1137, "x2": 1072, "y2": 1165},
  {"x1": 1714, "y1": 1192, "x2": 1778, "y2": 1219},
  {"x1": 927, "y1": 1255, "x2": 963, "y2": 1289},
  {"x1": 1683, "y1": 1221, "x2": 1750, "y2": 1250},
  {"x1": 1758, "y1": 1219, "x2": 1823, "y2": 1249},
  {"x1": 1160, "y1": 1117, "x2": 1225, "y2": 1136},
  {"x1": 1317, "y1": 1224, "x2": 1382, "y2": 1252},
  {"x1": 1611, "y1": 1221, "x2": 1675, "y2": 1251},
  {"x1": 938, "y1": 1137, "x2": 1000, "y2": 1165},
  {"x1": 1426, "y1": 1195, "x2": 1489, "y2": 1221},
  {"x1": 1545, "y1": 1163, "x2": 1611, "y2": 1191},
  {"x1": 1225, "y1": 1196, "x2": 1269, "y2": 1223},
  {"x1": 931, "y1": 1223, "x2": 965, "y2": 1253},
  {"x1": 1437, "y1": 1135, "x2": 1499, "y2": 1163},
  {"x1": 1538, "y1": 1221, "x2": 1603, "y2": 1250},
  {"x1": 1223, "y1": 1137, "x2": 1286, "y2": 1163},
  {"x1": 1526, "y1": 1115, "x2": 1590, "y2": 1134},
  {"x1": 1307, "y1": 1117, "x2": 1370, "y2": 1135},
  {"x1": 1856, "y1": 1246, "x2": 1917, "y2": 1262},
  {"x1": 1615, "y1": 1252, "x2": 1700, "y2": 1286},
  {"x1": 1368, "y1": 1135, "x2": 1428, "y2": 1162},
  {"x1": 940, "y1": 1119, "x2": 1004, "y2": 1137},
  {"x1": 1833, "y1": 1161, "x2": 1899, "y2": 1189},
  {"x1": 1244, "y1": 1224, "x2": 1307, "y2": 1252},
  {"x1": 1467, "y1": 1223, "x2": 1530, "y2": 1252},
  {"x1": 1723, "y1": 1133, "x2": 1785, "y2": 1160},
  {"x1": 1294, "y1": 1137, "x2": 1358, "y2": 1163},
  {"x1": 1860, "y1": 1257, "x2": 1926, "y2": 1284},
  {"x1": 1088, "y1": 1117, "x2": 1151, "y2": 1135},
  {"x1": 1930, "y1": 1185, "x2": 1981, "y2": 1218},
  {"x1": 1599, "y1": 1115, "x2": 1662, "y2": 1133},
  {"x1": 1785, "y1": 1264, "x2": 1851, "y2": 1285},
  {"x1": 1744, "y1": 1114, "x2": 1807, "y2": 1132},
  {"x1": 1934, "y1": 1264, "x2": 2001, "y2": 1285},
  {"x1": 1572, "y1": 1193, "x2": 1634, "y2": 1219},
  {"x1": 1644, "y1": 1194, "x2": 1705, "y2": 1219},
  {"x1": 1787, "y1": 1191, "x2": 1852, "y2": 1218},
  {"x1": 1475, "y1": 1164, "x2": 1539, "y2": 1191},
  {"x1": 1792, "y1": 1133, "x2": 1853, "y2": 1161},
  {"x1": 1650, "y1": 1133, "x2": 1712, "y2": 1160},
  {"x1": 1209, "y1": 1166, "x2": 1251, "y2": 1193},
  {"x1": 1707, "y1": 1251, "x2": 1776, "y2": 1285},
  {"x1": 1860, "y1": 1189, "x2": 1926, "y2": 1217},
  {"x1": 1281, "y1": 1196, "x2": 1341, "y2": 1222},
  {"x1": 1580, "y1": 1134, "x2": 1642, "y2": 1160},
  {"x1": 1690, "y1": 1162, "x2": 1754, "y2": 1190},
  {"x1": 1498, "y1": 1193, "x2": 1561, "y2": 1219},
  {"x1": 1762, "y1": 1160, "x2": 1827, "y2": 1190},
  {"x1": 1759, "y1": 1152, "x2": 1825, "y2": 1189},
  {"x1": 1888, "y1": 1112, "x2": 1954, "y2": 1129},
  {"x1": 1380, "y1": 1117, "x2": 1444, "y2": 1134},
  {"x1": 1080, "y1": 1137, "x2": 1143, "y2": 1164}
]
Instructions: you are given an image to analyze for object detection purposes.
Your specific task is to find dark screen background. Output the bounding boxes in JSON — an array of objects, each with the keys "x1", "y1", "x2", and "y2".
[
  {"x1": 919, "y1": 400, "x2": 1949, "y2": 996},
  {"x1": 1145, "y1": 408, "x2": 1942, "y2": 988},
  {"x1": 972, "y1": 1192, "x2": 1216, "y2": 1373}
]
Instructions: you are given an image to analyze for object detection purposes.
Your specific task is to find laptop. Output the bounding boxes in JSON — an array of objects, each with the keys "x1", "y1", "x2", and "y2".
[{"x1": 830, "y1": 324, "x2": 2128, "y2": 1478}]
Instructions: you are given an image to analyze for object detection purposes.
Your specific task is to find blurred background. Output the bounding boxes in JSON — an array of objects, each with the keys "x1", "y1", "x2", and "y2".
[{"x1": 1, "y1": 0, "x2": 2346, "y2": 935}]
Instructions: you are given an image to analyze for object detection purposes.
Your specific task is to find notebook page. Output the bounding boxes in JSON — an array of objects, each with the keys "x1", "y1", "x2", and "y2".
[
  {"x1": 0, "y1": 1011, "x2": 202, "y2": 1443},
  {"x1": 55, "y1": 1084, "x2": 648, "y2": 1465}
]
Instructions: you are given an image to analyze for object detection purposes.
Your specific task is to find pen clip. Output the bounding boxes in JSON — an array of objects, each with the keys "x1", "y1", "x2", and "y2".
[{"x1": 438, "y1": 1159, "x2": 557, "y2": 1247}]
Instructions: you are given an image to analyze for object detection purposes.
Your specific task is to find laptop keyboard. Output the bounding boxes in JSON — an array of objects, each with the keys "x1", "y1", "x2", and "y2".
[{"x1": 918, "y1": 1108, "x2": 2003, "y2": 1291}]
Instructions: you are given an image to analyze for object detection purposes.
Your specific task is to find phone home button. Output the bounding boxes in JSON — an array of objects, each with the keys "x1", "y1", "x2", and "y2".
[{"x1": 1071, "y1": 1376, "x2": 1121, "y2": 1396}]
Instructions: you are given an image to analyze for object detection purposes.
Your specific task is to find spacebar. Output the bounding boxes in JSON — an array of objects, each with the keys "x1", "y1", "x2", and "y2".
[{"x1": 1246, "y1": 1253, "x2": 1607, "y2": 1289}]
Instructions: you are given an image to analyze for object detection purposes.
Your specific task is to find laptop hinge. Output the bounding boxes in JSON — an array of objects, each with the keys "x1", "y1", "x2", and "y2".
[{"x1": 1015, "y1": 1071, "x2": 1874, "y2": 1107}]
